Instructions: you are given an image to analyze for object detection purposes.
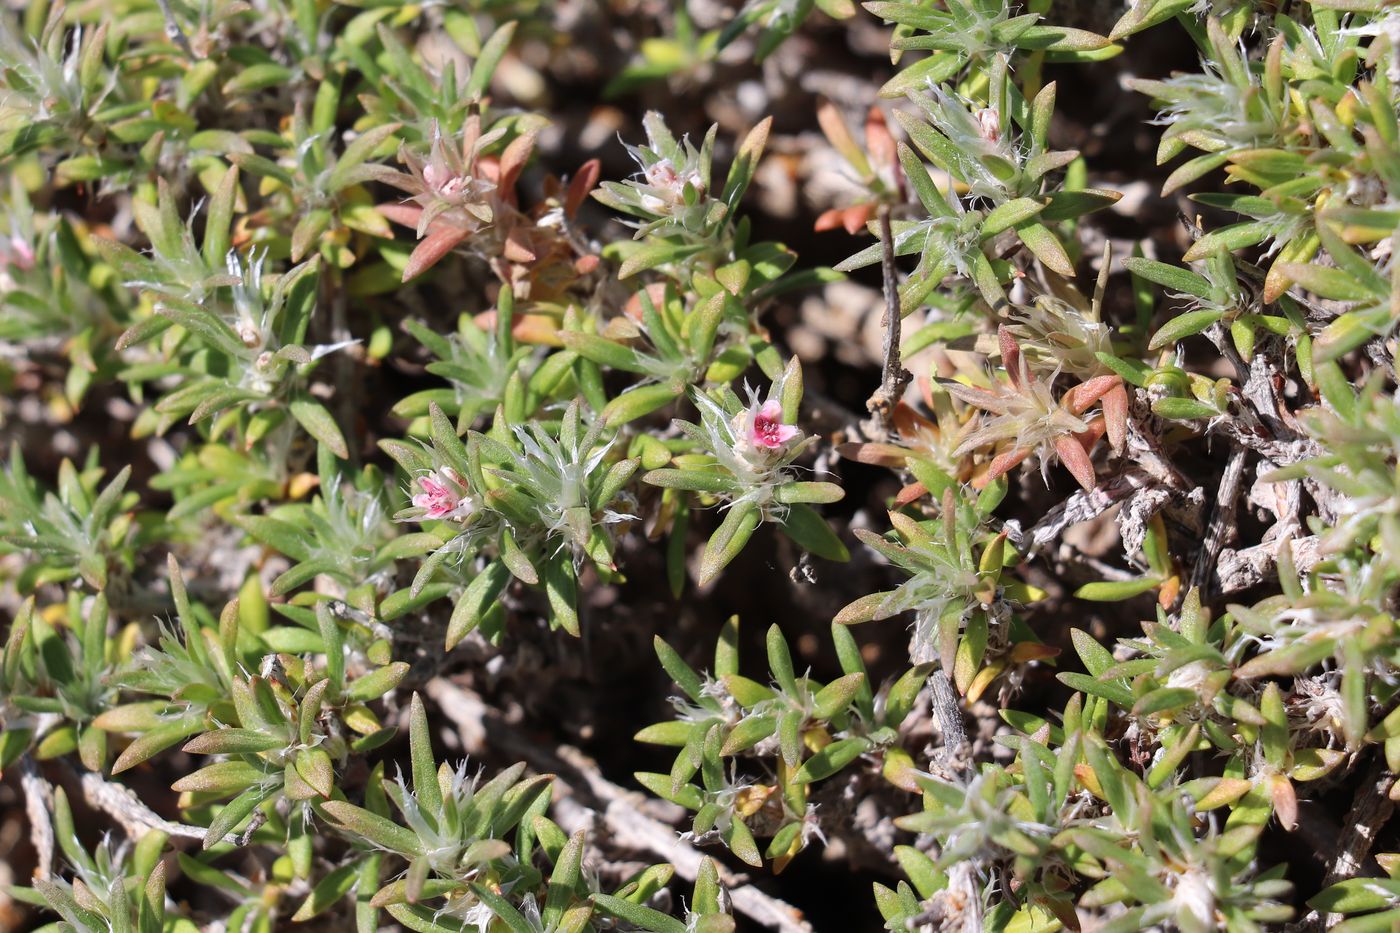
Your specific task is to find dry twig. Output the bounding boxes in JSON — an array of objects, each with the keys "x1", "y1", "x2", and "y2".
[
  {"x1": 1189, "y1": 442, "x2": 1248, "y2": 598},
  {"x1": 20, "y1": 758, "x2": 54, "y2": 882},
  {"x1": 1296, "y1": 757, "x2": 1396, "y2": 931},
  {"x1": 927, "y1": 670, "x2": 970, "y2": 775},
  {"x1": 865, "y1": 206, "x2": 911, "y2": 438},
  {"x1": 154, "y1": 0, "x2": 195, "y2": 57},
  {"x1": 425, "y1": 678, "x2": 814, "y2": 933},
  {"x1": 76, "y1": 768, "x2": 238, "y2": 846}
]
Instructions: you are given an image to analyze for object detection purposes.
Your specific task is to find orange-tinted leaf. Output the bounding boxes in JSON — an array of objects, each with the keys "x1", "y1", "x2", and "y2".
[
  {"x1": 1055, "y1": 434, "x2": 1096, "y2": 490},
  {"x1": 498, "y1": 130, "x2": 539, "y2": 204},
  {"x1": 998, "y1": 326, "x2": 1025, "y2": 391},
  {"x1": 566, "y1": 159, "x2": 601, "y2": 218},
  {"x1": 624, "y1": 283, "x2": 669, "y2": 322},
  {"x1": 1270, "y1": 775, "x2": 1298, "y2": 830},
  {"x1": 402, "y1": 226, "x2": 469, "y2": 281},
  {"x1": 865, "y1": 106, "x2": 897, "y2": 173},
  {"x1": 986, "y1": 446, "x2": 1030, "y2": 483},
  {"x1": 835, "y1": 441, "x2": 911, "y2": 467},
  {"x1": 817, "y1": 100, "x2": 865, "y2": 169},
  {"x1": 503, "y1": 228, "x2": 537, "y2": 263},
  {"x1": 894, "y1": 482, "x2": 928, "y2": 507},
  {"x1": 814, "y1": 208, "x2": 845, "y2": 233},
  {"x1": 1101, "y1": 381, "x2": 1129, "y2": 452},
  {"x1": 1065, "y1": 374, "x2": 1121, "y2": 415}
]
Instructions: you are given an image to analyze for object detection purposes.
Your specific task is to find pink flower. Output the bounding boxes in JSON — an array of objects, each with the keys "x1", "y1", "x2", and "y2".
[
  {"x1": 749, "y1": 401, "x2": 799, "y2": 449},
  {"x1": 412, "y1": 468, "x2": 472, "y2": 521},
  {"x1": 3, "y1": 232, "x2": 33, "y2": 272},
  {"x1": 733, "y1": 400, "x2": 801, "y2": 465},
  {"x1": 422, "y1": 162, "x2": 469, "y2": 199},
  {"x1": 974, "y1": 108, "x2": 1000, "y2": 144},
  {"x1": 639, "y1": 158, "x2": 704, "y2": 215}
]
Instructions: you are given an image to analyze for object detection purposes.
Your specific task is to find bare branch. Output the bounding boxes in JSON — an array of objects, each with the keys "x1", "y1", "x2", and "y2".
[
  {"x1": 20, "y1": 758, "x2": 54, "y2": 882},
  {"x1": 1189, "y1": 443, "x2": 1248, "y2": 598},
  {"x1": 864, "y1": 206, "x2": 911, "y2": 439},
  {"x1": 1297, "y1": 756, "x2": 1396, "y2": 931},
  {"x1": 77, "y1": 769, "x2": 237, "y2": 846},
  {"x1": 155, "y1": 0, "x2": 195, "y2": 57},
  {"x1": 425, "y1": 678, "x2": 814, "y2": 933},
  {"x1": 927, "y1": 669, "x2": 970, "y2": 775}
]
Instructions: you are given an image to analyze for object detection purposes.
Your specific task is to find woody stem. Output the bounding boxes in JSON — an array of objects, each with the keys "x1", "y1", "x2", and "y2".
[{"x1": 866, "y1": 204, "x2": 911, "y2": 440}]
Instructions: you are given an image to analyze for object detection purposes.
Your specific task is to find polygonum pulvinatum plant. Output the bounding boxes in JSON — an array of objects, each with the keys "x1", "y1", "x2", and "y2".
[
  {"x1": 383, "y1": 398, "x2": 638, "y2": 644},
  {"x1": 379, "y1": 113, "x2": 600, "y2": 295},
  {"x1": 643, "y1": 358, "x2": 847, "y2": 587},
  {"x1": 594, "y1": 111, "x2": 719, "y2": 240},
  {"x1": 945, "y1": 326, "x2": 1123, "y2": 491}
]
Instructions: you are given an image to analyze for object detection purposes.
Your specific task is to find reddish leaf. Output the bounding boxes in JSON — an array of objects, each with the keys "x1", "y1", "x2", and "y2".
[
  {"x1": 402, "y1": 226, "x2": 469, "y2": 281},
  {"x1": 984, "y1": 446, "x2": 1030, "y2": 484},
  {"x1": 998, "y1": 326, "x2": 1025, "y2": 391},
  {"x1": 891, "y1": 401, "x2": 936, "y2": 438},
  {"x1": 498, "y1": 130, "x2": 539, "y2": 205},
  {"x1": 566, "y1": 159, "x2": 601, "y2": 218},
  {"x1": 894, "y1": 482, "x2": 928, "y2": 507},
  {"x1": 1101, "y1": 381, "x2": 1129, "y2": 453},
  {"x1": 1065, "y1": 373, "x2": 1121, "y2": 415},
  {"x1": 841, "y1": 205, "x2": 874, "y2": 234},
  {"x1": 377, "y1": 203, "x2": 424, "y2": 229},
  {"x1": 1055, "y1": 434, "x2": 1096, "y2": 490}
]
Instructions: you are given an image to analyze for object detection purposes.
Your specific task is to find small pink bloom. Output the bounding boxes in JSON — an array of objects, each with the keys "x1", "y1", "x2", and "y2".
[
  {"x1": 974, "y1": 108, "x2": 1000, "y2": 144},
  {"x1": 5, "y1": 233, "x2": 33, "y2": 272},
  {"x1": 423, "y1": 163, "x2": 468, "y2": 199},
  {"x1": 641, "y1": 159, "x2": 705, "y2": 215},
  {"x1": 412, "y1": 468, "x2": 471, "y2": 520},
  {"x1": 646, "y1": 160, "x2": 680, "y2": 189},
  {"x1": 749, "y1": 400, "x2": 799, "y2": 449}
]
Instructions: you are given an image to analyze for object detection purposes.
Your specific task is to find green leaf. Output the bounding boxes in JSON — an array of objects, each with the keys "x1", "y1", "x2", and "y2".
[
  {"x1": 1275, "y1": 263, "x2": 1374, "y2": 302},
  {"x1": 320, "y1": 801, "x2": 424, "y2": 855},
  {"x1": 183, "y1": 729, "x2": 284, "y2": 755},
  {"x1": 719, "y1": 715, "x2": 778, "y2": 755},
  {"x1": 793, "y1": 737, "x2": 870, "y2": 782},
  {"x1": 290, "y1": 397, "x2": 349, "y2": 459},
  {"x1": 642, "y1": 469, "x2": 732, "y2": 494},
  {"x1": 590, "y1": 895, "x2": 688, "y2": 933},
  {"x1": 772, "y1": 482, "x2": 845, "y2": 505},
  {"x1": 344, "y1": 662, "x2": 410, "y2": 703},
  {"x1": 1309, "y1": 878, "x2": 1400, "y2": 913},
  {"x1": 203, "y1": 783, "x2": 273, "y2": 849},
  {"x1": 981, "y1": 198, "x2": 1045, "y2": 237},
  {"x1": 812, "y1": 672, "x2": 865, "y2": 719},
  {"x1": 1074, "y1": 578, "x2": 1161, "y2": 601},
  {"x1": 699, "y1": 500, "x2": 761, "y2": 587},
  {"x1": 1148, "y1": 310, "x2": 1225, "y2": 350},
  {"x1": 1122, "y1": 257, "x2": 1214, "y2": 299},
  {"x1": 604, "y1": 384, "x2": 681, "y2": 426},
  {"x1": 778, "y1": 503, "x2": 849, "y2": 562},
  {"x1": 293, "y1": 863, "x2": 359, "y2": 921},
  {"x1": 171, "y1": 760, "x2": 268, "y2": 795},
  {"x1": 446, "y1": 559, "x2": 511, "y2": 649},
  {"x1": 1151, "y1": 397, "x2": 1218, "y2": 420},
  {"x1": 465, "y1": 21, "x2": 518, "y2": 100}
]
